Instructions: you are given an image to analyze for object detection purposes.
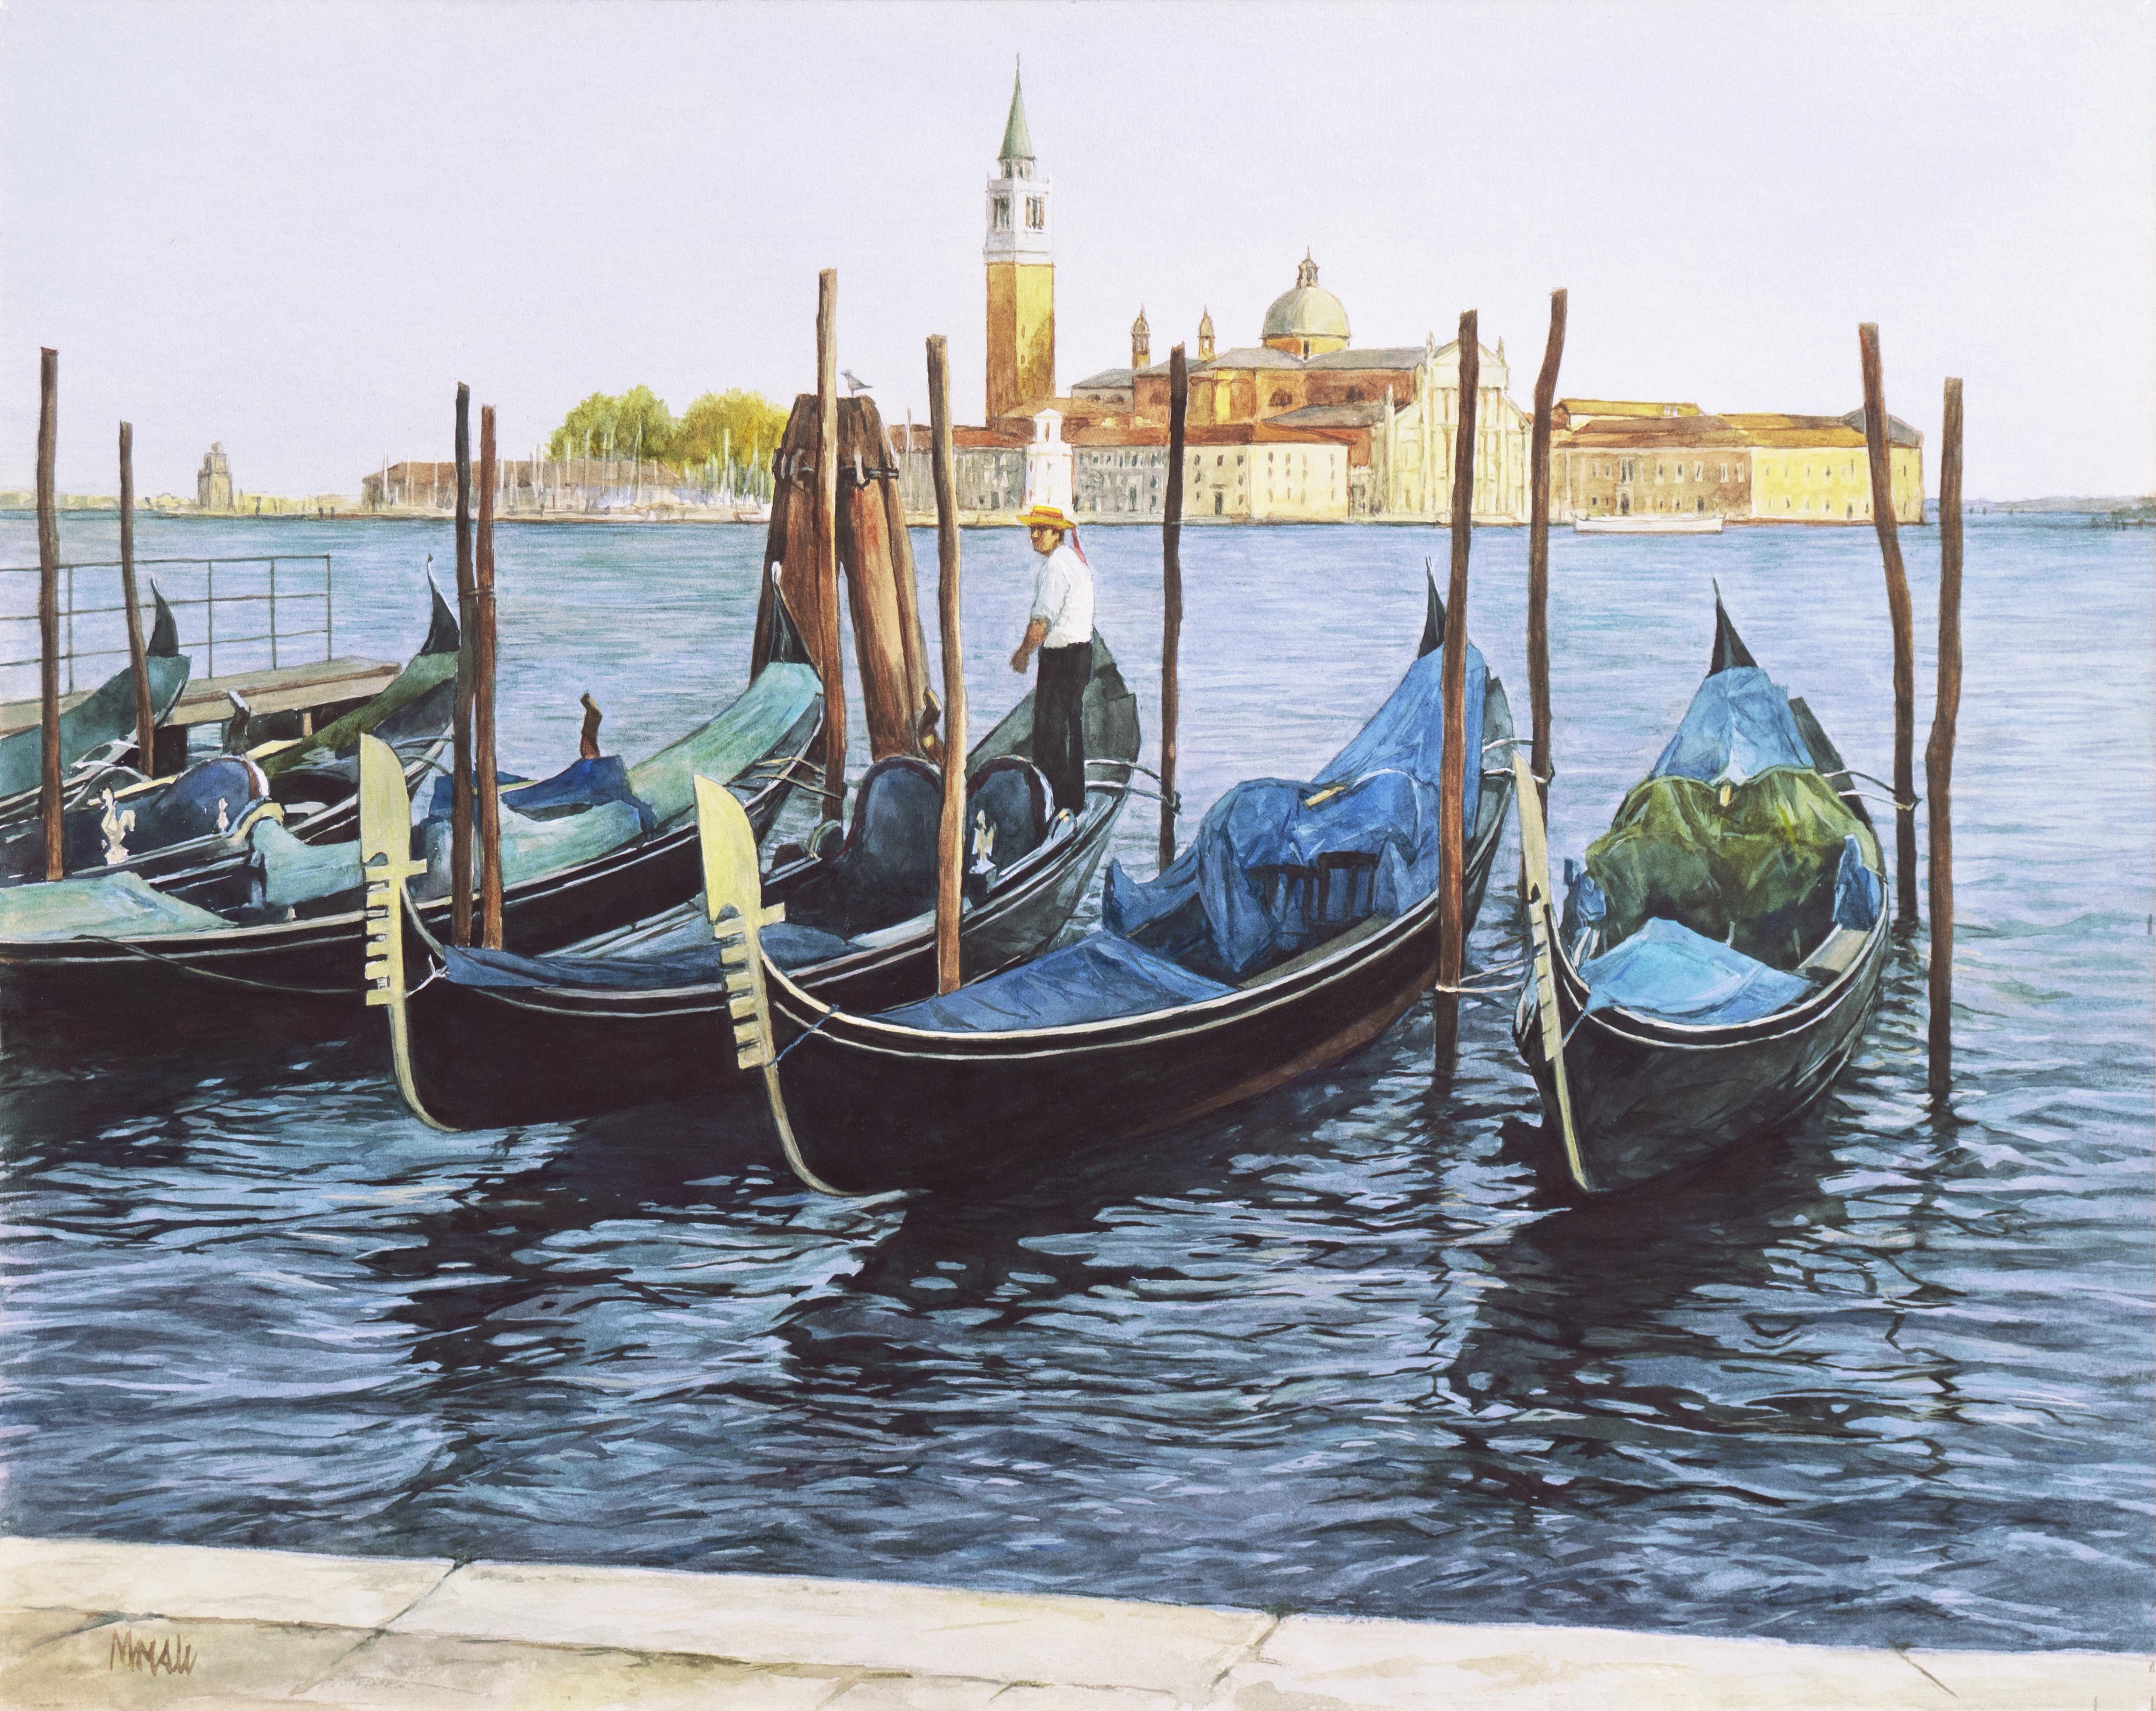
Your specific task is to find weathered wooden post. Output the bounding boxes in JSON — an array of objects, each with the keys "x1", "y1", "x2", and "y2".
[
  {"x1": 1859, "y1": 323, "x2": 1918, "y2": 926},
  {"x1": 118, "y1": 421, "x2": 156, "y2": 775},
  {"x1": 36, "y1": 348, "x2": 62, "y2": 881},
  {"x1": 815, "y1": 269, "x2": 845, "y2": 787},
  {"x1": 1927, "y1": 377, "x2": 1963, "y2": 1096},
  {"x1": 475, "y1": 404, "x2": 504, "y2": 950},
  {"x1": 1527, "y1": 289, "x2": 1566, "y2": 820},
  {"x1": 450, "y1": 383, "x2": 477, "y2": 947},
  {"x1": 927, "y1": 334, "x2": 967, "y2": 995},
  {"x1": 1158, "y1": 344, "x2": 1188, "y2": 872},
  {"x1": 1434, "y1": 311, "x2": 1480, "y2": 1074}
]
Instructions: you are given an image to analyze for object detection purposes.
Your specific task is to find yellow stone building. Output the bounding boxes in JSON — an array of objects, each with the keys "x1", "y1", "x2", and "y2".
[{"x1": 1729, "y1": 413, "x2": 1923, "y2": 524}]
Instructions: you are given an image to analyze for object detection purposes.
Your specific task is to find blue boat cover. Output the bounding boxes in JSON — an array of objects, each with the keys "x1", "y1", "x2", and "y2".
[
  {"x1": 442, "y1": 914, "x2": 864, "y2": 992},
  {"x1": 1103, "y1": 645, "x2": 1485, "y2": 981},
  {"x1": 1650, "y1": 666, "x2": 1814, "y2": 787},
  {"x1": 876, "y1": 931, "x2": 1233, "y2": 1033},
  {"x1": 1579, "y1": 915, "x2": 1813, "y2": 1025},
  {"x1": 1833, "y1": 833, "x2": 1883, "y2": 930},
  {"x1": 426, "y1": 756, "x2": 656, "y2": 833}
]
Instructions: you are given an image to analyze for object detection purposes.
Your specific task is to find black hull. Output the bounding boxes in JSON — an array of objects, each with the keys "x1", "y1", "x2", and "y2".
[
  {"x1": 1510, "y1": 909, "x2": 1889, "y2": 1198},
  {"x1": 0, "y1": 714, "x2": 817, "y2": 1038},
  {"x1": 394, "y1": 774, "x2": 1132, "y2": 1130},
  {"x1": 766, "y1": 761, "x2": 1513, "y2": 1195}
]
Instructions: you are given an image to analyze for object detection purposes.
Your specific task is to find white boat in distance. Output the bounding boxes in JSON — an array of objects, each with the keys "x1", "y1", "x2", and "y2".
[{"x1": 1574, "y1": 514, "x2": 1725, "y2": 535}]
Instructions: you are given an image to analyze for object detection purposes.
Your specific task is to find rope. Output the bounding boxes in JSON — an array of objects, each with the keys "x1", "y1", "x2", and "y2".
[
  {"x1": 772, "y1": 1005, "x2": 837, "y2": 1064},
  {"x1": 83, "y1": 933, "x2": 351, "y2": 997}
]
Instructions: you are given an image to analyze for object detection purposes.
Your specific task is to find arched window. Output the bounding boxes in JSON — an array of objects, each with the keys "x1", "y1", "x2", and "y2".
[{"x1": 1271, "y1": 391, "x2": 1292, "y2": 407}]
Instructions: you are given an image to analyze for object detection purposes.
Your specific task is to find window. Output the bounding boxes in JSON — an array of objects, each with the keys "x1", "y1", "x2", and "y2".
[
  {"x1": 1694, "y1": 462, "x2": 1704, "y2": 480},
  {"x1": 1656, "y1": 462, "x2": 1664, "y2": 482},
  {"x1": 1025, "y1": 196, "x2": 1044, "y2": 229},
  {"x1": 993, "y1": 197, "x2": 1010, "y2": 230},
  {"x1": 1271, "y1": 391, "x2": 1292, "y2": 407}
]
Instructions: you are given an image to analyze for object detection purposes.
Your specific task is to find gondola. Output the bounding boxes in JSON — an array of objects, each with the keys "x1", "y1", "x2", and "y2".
[
  {"x1": 359, "y1": 634, "x2": 1142, "y2": 1132},
  {"x1": 0, "y1": 641, "x2": 823, "y2": 1031},
  {"x1": 0, "y1": 584, "x2": 190, "y2": 831},
  {"x1": 685, "y1": 593, "x2": 1515, "y2": 1196},
  {"x1": 1508, "y1": 594, "x2": 1889, "y2": 1198},
  {"x1": 0, "y1": 582, "x2": 460, "y2": 891}
]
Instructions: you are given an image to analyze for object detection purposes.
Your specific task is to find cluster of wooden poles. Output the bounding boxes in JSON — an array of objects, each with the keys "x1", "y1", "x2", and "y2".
[
  {"x1": 444, "y1": 384, "x2": 505, "y2": 952},
  {"x1": 29, "y1": 348, "x2": 159, "y2": 882}
]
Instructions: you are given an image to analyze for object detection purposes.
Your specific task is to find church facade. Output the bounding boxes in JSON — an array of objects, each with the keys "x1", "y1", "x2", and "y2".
[{"x1": 949, "y1": 71, "x2": 1532, "y2": 524}]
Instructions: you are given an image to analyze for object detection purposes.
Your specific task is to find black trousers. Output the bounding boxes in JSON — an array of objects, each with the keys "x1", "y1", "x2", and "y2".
[{"x1": 1034, "y1": 642, "x2": 1090, "y2": 816}]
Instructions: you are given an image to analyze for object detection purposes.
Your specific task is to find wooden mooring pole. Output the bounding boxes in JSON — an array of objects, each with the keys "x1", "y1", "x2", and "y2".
[
  {"x1": 927, "y1": 335, "x2": 966, "y2": 995},
  {"x1": 475, "y1": 404, "x2": 504, "y2": 951},
  {"x1": 36, "y1": 349, "x2": 62, "y2": 881},
  {"x1": 1859, "y1": 323, "x2": 1918, "y2": 926},
  {"x1": 815, "y1": 270, "x2": 844, "y2": 787},
  {"x1": 450, "y1": 383, "x2": 476, "y2": 948},
  {"x1": 118, "y1": 420, "x2": 156, "y2": 775},
  {"x1": 1158, "y1": 344, "x2": 1187, "y2": 873},
  {"x1": 1527, "y1": 290, "x2": 1566, "y2": 822},
  {"x1": 1927, "y1": 377, "x2": 1964, "y2": 1096},
  {"x1": 1434, "y1": 311, "x2": 1480, "y2": 1074}
]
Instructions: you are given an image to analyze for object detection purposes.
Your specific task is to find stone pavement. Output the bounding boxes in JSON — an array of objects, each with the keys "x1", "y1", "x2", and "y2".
[{"x1": 1, "y1": 1535, "x2": 2147, "y2": 1709}]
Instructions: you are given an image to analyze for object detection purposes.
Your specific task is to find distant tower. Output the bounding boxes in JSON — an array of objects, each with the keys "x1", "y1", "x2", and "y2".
[
  {"x1": 196, "y1": 442, "x2": 233, "y2": 511},
  {"x1": 1131, "y1": 306, "x2": 1150, "y2": 372},
  {"x1": 1197, "y1": 307, "x2": 1216, "y2": 363},
  {"x1": 984, "y1": 61, "x2": 1054, "y2": 420}
]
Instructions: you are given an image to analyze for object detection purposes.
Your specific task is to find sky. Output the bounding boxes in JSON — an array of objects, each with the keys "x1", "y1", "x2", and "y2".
[{"x1": 3, "y1": 0, "x2": 2152, "y2": 501}]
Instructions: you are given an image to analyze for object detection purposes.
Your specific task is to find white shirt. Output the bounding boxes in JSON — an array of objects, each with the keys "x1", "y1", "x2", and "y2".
[{"x1": 1030, "y1": 541, "x2": 1095, "y2": 649}]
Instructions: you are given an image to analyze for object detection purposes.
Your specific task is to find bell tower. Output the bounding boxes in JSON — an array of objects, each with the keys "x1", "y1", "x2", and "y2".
[{"x1": 984, "y1": 61, "x2": 1054, "y2": 421}]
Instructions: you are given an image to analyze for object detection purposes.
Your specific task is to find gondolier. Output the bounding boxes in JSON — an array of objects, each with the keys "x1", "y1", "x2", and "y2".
[{"x1": 1009, "y1": 503, "x2": 1092, "y2": 817}]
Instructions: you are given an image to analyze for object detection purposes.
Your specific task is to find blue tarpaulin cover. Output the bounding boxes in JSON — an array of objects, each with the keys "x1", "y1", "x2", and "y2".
[
  {"x1": 1101, "y1": 645, "x2": 1486, "y2": 981},
  {"x1": 1649, "y1": 666, "x2": 1814, "y2": 787},
  {"x1": 876, "y1": 932, "x2": 1234, "y2": 1033},
  {"x1": 1834, "y1": 834, "x2": 1883, "y2": 929},
  {"x1": 1578, "y1": 915, "x2": 1814, "y2": 1025}
]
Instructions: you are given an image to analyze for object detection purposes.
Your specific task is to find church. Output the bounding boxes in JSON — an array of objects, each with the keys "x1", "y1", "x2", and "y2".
[{"x1": 927, "y1": 70, "x2": 1532, "y2": 525}]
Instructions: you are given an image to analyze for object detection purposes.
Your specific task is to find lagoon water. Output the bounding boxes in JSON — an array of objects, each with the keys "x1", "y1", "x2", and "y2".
[{"x1": 1, "y1": 513, "x2": 2149, "y2": 1650}]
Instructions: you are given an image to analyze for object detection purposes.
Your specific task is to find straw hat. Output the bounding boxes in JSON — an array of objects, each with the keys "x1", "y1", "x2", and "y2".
[{"x1": 1018, "y1": 503, "x2": 1076, "y2": 533}]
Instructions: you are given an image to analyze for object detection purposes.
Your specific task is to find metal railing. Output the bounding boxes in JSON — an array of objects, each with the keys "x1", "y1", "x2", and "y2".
[{"x1": 0, "y1": 555, "x2": 333, "y2": 691}]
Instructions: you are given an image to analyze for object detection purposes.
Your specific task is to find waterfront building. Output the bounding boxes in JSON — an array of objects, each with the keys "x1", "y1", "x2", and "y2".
[
  {"x1": 1730, "y1": 410, "x2": 1923, "y2": 524},
  {"x1": 196, "y1": 443, "x2": 233, "y2": 511},
  {"x1": 1551, "y1": 401, "x2": 1924, "y2": 524},
  {"x1": 982, "y1": 67, "x2": 1054, "y2": 423}
]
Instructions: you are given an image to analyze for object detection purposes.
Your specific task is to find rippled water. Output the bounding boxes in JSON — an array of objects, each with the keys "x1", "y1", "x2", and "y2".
[{"x1": 2, "y1": 512, "x2": 2148, "y2": 1650}]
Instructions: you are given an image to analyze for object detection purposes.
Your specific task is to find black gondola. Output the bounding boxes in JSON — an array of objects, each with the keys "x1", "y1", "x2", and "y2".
[
  {"x1": 0, "y1": 584, "x2": 190, "y2": 831},
  {"x1": 687, "y1": 597, "x2": 1514, "y2": 1196},
  {"x1": 360, "y1": 635, "x2": 1142, "y2": 1132},
  {"x1": 1509, "y1": 596, "x2": 1890, "y2": 1198},
  {"x1": 0, "y1": 582, "x2": 460, "y2": 890},
  {"x1": 0, "y1": 646, "x2": 824, "y2": 1031}
]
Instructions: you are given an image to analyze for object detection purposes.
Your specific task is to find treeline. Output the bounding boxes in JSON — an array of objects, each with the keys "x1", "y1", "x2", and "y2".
[{"x1": 547, "y1": 387, "x2": 790, "y2": 468}]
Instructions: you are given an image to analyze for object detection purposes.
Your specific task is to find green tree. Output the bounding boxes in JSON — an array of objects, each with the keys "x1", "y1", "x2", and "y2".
[
  {"x1": 675, "y1": 390, "x2": 790, "y2": 468},
  {"x1": 548, "y1": 385, "x2": 677, "y2": 462}
]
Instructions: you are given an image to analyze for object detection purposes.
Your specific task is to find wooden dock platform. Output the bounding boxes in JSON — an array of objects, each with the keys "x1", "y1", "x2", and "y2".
[{"x1": 0, "y1": 655, "x2": 399, "y2": 743}]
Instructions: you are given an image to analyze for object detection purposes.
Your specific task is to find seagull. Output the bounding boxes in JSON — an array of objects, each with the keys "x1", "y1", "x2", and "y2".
[{"x1": 842, "y1": 369, "x2": 873, "y2": 395}]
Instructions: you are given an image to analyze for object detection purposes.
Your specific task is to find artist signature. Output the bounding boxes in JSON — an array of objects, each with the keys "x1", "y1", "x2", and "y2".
[{"x1": 108, "y1": 1631, "x2": 197, "y2": 1676}]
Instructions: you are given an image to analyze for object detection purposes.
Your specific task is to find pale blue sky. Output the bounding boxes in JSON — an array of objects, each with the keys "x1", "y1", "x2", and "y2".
[{"x1": 3, "y1": 0, "x2": 2151, "y2": 500}]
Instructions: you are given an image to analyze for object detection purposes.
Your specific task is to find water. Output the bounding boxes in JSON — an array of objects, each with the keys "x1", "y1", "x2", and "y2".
[{"x1": 1, "y1": 513, "x2": 2148, "y2": 1651}]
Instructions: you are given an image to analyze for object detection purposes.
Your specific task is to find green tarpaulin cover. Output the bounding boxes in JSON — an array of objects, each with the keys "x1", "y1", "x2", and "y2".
[
  {"x1": 1586, "y1": 766, "x2": 1880, "y2": 971},
  {"x1": 0, "y1": 868, "x2": 227, "y2": 941},
  {"x1": 627, "y1": 662, "x2": 819, "y2": 827},
  {"x1": 0, "y1": 655, "x2": 191, "y2": 800}
]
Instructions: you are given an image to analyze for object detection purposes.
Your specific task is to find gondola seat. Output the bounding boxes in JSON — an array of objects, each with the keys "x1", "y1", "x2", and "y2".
[
  {"x1": 964, "y1": 757, "x2": 1052, "y2": 885},
  {"x1": 783, "y1": 757, "x2": 944, "y2": 939},
  {"x1": 10, "y1": 755, "x2": 270, "y2": 879}
]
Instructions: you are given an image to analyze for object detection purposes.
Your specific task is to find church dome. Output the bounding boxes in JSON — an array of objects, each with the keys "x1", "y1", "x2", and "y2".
[{"x1": 1262, "y1": 253, "x2": 1350, "y2": 353}]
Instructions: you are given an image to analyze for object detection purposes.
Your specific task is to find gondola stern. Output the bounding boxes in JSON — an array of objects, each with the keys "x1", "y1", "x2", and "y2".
[
  {"x1": 1419, "y1": 566, "x2": 1447, "y2": 659},
  {"x1": 420, "y1": 575, "x2": 461, "y2": 657},
  {"x1": 147, "y1": 582, "x2": 181, "y2": 657}
]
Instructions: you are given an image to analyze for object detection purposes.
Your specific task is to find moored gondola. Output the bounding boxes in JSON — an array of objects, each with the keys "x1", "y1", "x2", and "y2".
[
  {"x1": 687, "y1": 600, "x2": 1514, "y2": 1196},
  {"x1": 1509, "y1": 594, "x2": 1890, "y2": 1198},
  {"x1": 359, "y1": 634, "x2": 1142, "y2": 1131},
  {"x1": 0, "y1": 581, "x2": 460, "y2": 891},
  {"x1": 0, "y1": 649, "x2": 823, "y2": 1032}
]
